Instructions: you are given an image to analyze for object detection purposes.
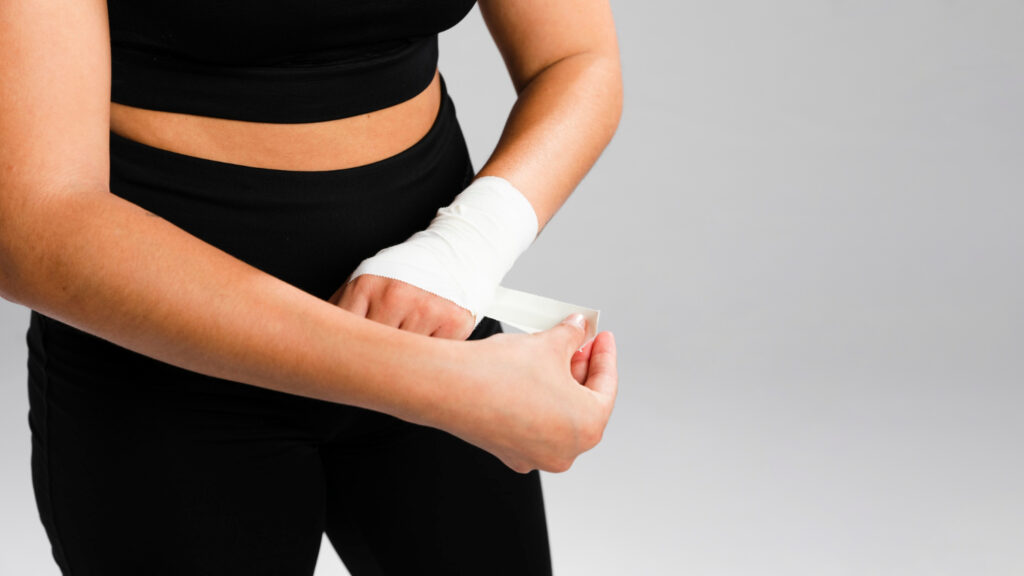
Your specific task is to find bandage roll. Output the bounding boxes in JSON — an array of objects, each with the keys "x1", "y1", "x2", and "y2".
[{"x1": 348, "y1": 175, "x2": 539, "y2": 320}]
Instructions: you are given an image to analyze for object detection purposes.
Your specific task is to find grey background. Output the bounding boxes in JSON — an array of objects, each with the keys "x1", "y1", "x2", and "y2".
[{"x1": 2, "y1": 1, "x2": 1023, "y2": 574}]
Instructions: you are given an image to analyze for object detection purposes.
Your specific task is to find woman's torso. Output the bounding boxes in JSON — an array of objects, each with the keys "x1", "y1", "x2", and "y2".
[
  {"x1": 109, "y1": 72, "x2": 443, "y2": 171},
  {"x1": 106, "y1": 0, "x2": 475, "y2": 170}
]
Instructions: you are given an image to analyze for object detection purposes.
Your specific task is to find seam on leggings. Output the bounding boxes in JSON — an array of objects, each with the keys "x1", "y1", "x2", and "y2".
[{"x1": 36, "y1": 315, "x2": 73, "y2": 574}]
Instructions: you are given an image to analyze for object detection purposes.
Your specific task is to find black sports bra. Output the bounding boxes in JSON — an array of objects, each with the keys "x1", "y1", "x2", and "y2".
[{"x1": 107, "y1": 0, "x2": 477, "y2": 123}]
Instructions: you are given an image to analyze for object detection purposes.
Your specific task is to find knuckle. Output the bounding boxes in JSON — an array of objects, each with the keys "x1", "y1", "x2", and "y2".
[
  {"x1": 583, "y1": 421, "x2": 604, "y2": 450},
  {"x1": 558, "y1": 322, "x2": 584, "y2": 344},
  {"x1": 536, "y1": 445, "x2": 574, "y2": 473},
  {"x1": 504, "y1": 458, "x2": 532, "y2": 475},
  {"x1": 347, "y1": 278, "x2": 366, "y2": 297},
  {"x1": 546, "y1": 456, "x2": 574, "y2": 474},
  {"x1": 437, "y1": 317, "x2": 472, "y2": 340},
  {"x1": 430, "y1": 298, "x2": 463, "y2": 320},
  {"x1": 381, "y1": 281, "x2": 413, "y2": 307},
  {"x1": 380, "y1": 280, "x2": 401, "y2": 300},
  {"x1": 352, "y1": 276, "x2": 380, "y2": 299},
  {"x1": 426, "y1": 295, "x2": 450, "y2": 311},
  {"x1": 403, "y1": 308, "x2": 423, "y2": 326}
]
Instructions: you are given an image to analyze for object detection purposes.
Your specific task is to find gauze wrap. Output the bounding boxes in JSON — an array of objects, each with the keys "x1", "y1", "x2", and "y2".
[{"x1": 348, "y1": 175, "x2": 538, "y2": 323}]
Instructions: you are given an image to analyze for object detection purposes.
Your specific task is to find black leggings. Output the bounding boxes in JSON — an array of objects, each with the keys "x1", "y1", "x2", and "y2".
[{"x1": 27, "y1": 78, "x2": 552, "y2": 576}]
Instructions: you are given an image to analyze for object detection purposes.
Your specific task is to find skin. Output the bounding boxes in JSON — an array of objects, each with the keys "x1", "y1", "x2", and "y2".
[
  {"x1": 335, "y1": 0, "x2": 624, "y2": 338},
  {"x1": 0, "y1": 0, "x2": 622, "y2": 473}
]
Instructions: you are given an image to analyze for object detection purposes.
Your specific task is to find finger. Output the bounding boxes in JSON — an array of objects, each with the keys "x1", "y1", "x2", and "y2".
[
  {"x1": 430, "y1": 323, "x2": 465, "y2": 339},
  {"x1": 570, "y1": 339, "x2": 595, "y2": 384},
  {"x1": 328, "y1": 284, "x2": 344, "y2": 306},
  {"x1": 365, "y1": 299, "x2": 406, "y2": 328},
  {"x1": 335, "y1": 283, "x2": 369, "y2": 317},
  {"x1": 454, "y1": 310, "x2": 476, "y2": 340},
  {"x1": 398, "y1": 311, "x2": 441, "y2": 336},
  {"x1": 427, "y1": 301, "x2": 474, "y2": 340},
  {"x1": 573, "y1": 338, "x2": 595, "y2": 359},
  {"x1": 582, "y1": 331, "x2": 617, "y2": 400},
  {"x1": 456, "y1": 321, "x2": 475, "y2": 341},
  {"x1": 501, "y1": 457, "x2": 533, "y2": 475},
  {"x1": 548, "y1": 313, "x2": 588, "y2": 358},
  {"x1": 431, "y1": 316, "x2": 474, "y2": 340}
]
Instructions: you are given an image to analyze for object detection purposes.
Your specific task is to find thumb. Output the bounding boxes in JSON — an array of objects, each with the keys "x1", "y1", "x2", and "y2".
[
  {"x1": 582, "y1": 331, "x2": 618, "y2": 400},
  {"x1": 551, "y1": 313, "x2": 588, "y2": 357}
]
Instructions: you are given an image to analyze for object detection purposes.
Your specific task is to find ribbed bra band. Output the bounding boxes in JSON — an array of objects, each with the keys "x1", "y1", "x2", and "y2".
[{"x1": 112, "y1": 37, "x2": 439, "y2": 124}]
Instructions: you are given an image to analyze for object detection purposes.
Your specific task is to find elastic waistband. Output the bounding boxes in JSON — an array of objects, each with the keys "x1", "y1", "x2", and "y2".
[{"x1": 111, "y1": 36, "x2": 439, "y2": 124}]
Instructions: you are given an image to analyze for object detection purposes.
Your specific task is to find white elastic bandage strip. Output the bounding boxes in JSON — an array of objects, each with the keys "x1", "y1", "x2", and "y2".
[
  {"x1": 486, "y1": 287, "x2": 600, "y2": 344},
  {"x1": 348, "y1": 176, "x2": 539, "y2": 319}
]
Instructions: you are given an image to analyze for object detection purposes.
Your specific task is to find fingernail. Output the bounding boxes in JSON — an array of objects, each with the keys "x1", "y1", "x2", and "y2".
[{"x1": 566, "y1": 313, "x2": 586, "y2": 330}]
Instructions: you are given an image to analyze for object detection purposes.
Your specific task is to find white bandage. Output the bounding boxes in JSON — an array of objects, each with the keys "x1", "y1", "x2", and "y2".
[
  {"x1": 348, "y1": 175, "x2": 539, "y2": 321},
  {"x1": 487, "y1": 286, "x2": 600, "y2": 343}
]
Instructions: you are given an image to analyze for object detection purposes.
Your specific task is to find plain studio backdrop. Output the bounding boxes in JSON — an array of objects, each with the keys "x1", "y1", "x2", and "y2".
[{"x1": 2, "y1": 2, "x2": 1022, "y2": 574}]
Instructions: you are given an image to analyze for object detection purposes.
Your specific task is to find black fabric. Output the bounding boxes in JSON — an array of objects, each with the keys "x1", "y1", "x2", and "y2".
[
  {"x1": 27, "y1": 79, "x2": 552, "y2": 576},
  {"x1": 107, "y1": 0, "x2": 477, "y2": 122}
]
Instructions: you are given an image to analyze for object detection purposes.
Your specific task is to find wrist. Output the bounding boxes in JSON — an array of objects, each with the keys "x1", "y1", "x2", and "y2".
[
  {"x1": 394, "y1": 336, "x2": 492, "y2": 431},
  {"x1": 348, "y1": 175, "x2": 538, "y2": 318}
]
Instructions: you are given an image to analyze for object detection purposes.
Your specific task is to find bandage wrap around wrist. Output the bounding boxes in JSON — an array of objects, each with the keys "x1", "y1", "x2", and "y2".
[{"x1": 349, "y1": 176, "x2": 539, "y2": 320}]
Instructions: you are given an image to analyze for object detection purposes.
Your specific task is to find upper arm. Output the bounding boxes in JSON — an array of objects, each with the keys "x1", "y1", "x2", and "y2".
[
  {"x1": 0, "y1": 0, "x2": 111, "y2": 206},
  {"x1": 477, "y1": 0, "x2": 620, "y2": 93}
]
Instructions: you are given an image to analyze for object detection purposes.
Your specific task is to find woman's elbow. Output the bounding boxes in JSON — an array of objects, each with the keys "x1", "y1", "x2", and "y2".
[
  {"x1": 591, "y1": 53, "x2": 624, "y2": 142},
  {"x1": 0, "y1": 219, "x2": 27, "y2": 305},
  {"x1": 0, "y1": 246, "x2": 23, "y2": 306}
]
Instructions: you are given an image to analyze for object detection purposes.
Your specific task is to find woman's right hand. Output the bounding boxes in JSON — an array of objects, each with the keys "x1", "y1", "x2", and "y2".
[{"x1": 447, "y1": 315, "x2": 618, "y2": 474}]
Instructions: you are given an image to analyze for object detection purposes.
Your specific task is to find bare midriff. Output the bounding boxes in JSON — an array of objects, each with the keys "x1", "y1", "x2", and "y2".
[{"x1": 109, "y1": 69, "x2": 443, "y2": 172}]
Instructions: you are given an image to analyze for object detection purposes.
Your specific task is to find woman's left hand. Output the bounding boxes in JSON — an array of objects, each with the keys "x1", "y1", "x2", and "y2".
[{"x1": 330, "y1": 274, "x2": 476, "y2": 340}]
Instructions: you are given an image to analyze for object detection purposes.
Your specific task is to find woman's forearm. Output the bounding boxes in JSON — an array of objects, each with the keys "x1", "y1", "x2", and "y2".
[
  {"x1": 476, "y1": 47, "x2": 623, "y2": 230},
  {"x1": 0, "y1": 184, "x2": 617, "y2": 473},
  {"x1": 0, "y1": 189, "x2": 458, "y2": 423}
]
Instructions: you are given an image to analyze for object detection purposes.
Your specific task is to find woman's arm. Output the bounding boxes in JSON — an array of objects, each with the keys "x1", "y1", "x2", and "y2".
[
  {"x1": 336, "y1": 0, "x2": 622, "y2": 337},
  {"x1": 476, "y1": 0, "x2": 623, "y2": 227},
  {"x1": 0, "y1": 0, "x2": 617, "y2": 473}
]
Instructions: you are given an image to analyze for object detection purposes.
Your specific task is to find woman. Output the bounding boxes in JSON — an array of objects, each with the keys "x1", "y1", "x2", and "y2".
[{"x1": 0, "y1": 0, "x2": 621, "y2": 574}]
